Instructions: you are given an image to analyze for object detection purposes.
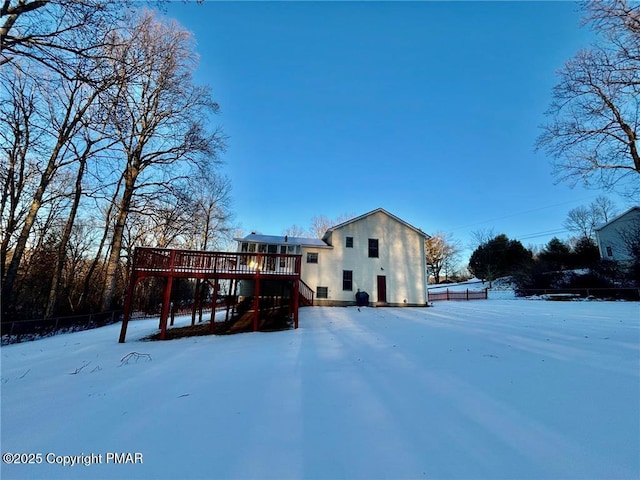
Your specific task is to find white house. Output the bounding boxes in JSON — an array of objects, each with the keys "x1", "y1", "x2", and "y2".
[
  {"x1": 595, "y1": 206, "x2": 640, "y2": 263},
  {"x1": 236, "y1": 208, "x2": 430, "y2": 307}
]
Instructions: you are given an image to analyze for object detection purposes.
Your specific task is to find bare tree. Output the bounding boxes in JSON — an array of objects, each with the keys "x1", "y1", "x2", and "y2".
[
  {"x1": 470, "y1": 228, "x2": 496, "y2": 250},
  {"x1": 121, "y1": 175, "x2": 233, "y2": 253},
  {"x1": 425, "y1": 232, "x2": 461, "y2": 284},
  {"x1": 1, "y1": 0, "x2": 128, "y2": 76},
  {"x1": 186, "y1": 175, "x2": 234, "y2": 251},
  {"x1": 536, "y1": 0, "x2": 640, "y2": 196},
  {"x1": 0, "y1": 66, "x2": 42, "y2": 276},
  {"x1": 309, "y1": 213, "x2": 354, "y2": 239},
  {"x1": 1, "y1": 57, "x2": 115, "y2": 312},
  {"x1": 563, "y1": 196, "x2": 618, "y2": 239},
  {"x1": 44, "y1": 119, "x2": 114, "y2": 317},
  {"x1": 590, "y1": 195, "x2": 618, "y2": 223},
  {"x1": 564, "y1": 206, "x2": 595, "y2": 239},
  {"x1": 309, "y1": 215, "x2": 333, "y2": 239},
  {"x1": 282, "y1": 224, "x2": 308, "y2": 238},
  {"x1": 100, "y1": 11, "x2": 225, "y2": 310}
]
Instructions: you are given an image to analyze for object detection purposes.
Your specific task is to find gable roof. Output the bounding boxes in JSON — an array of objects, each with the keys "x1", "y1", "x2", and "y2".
[
  {"x1": 322, "y1": 208, "x2": 429, "y2": 241},
  {"x1": 595, "y1": 206, "x2": 640, "y2": 231},
  {"x1": 235, "y1": 233, "x2": 330, "y2": 248}
]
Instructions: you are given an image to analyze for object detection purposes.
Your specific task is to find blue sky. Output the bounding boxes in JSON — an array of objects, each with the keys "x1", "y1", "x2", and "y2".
[{"x1": 164, "y1": 1, "x2": 628, "y2": 258}]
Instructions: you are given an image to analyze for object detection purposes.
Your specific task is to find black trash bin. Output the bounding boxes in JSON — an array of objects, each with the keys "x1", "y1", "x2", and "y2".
[{"x1": 355, "y1": 290, "x2": 369, "y2": 307}]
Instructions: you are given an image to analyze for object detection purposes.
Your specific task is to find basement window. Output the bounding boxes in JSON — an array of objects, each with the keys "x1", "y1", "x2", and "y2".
[{"x1": 317, "y1": 287, "x2": 328, "y2": 299}]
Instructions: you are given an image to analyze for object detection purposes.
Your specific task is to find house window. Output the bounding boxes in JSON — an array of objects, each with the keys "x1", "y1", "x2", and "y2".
[
  {"x1": 346, "y1": 236, "x2": 353, "y2": 248},
  {"x1": 258, "y1": 244, "x2": 267, "y2": 253},
  {"x1": 307, "y1": 252, "x2": 318, "y2": 264},
  {"x1": 368, "y1": 238, "x2": 379, "y2": 258},
  {"x1": 317, "y1": 287, "x2": 328, "y2": 299},
  {"x1": 606, "y1": 246, "x2": 613, "y2": 257},
  {"x1": 265, "y1": 245, "x2": 277, "y2": 270},
  {"x1": 343, "y1": 270, "x2": 353, "y2": 291},
  {"x1": 240, "y1": 242, "x2": 254, "y2": 264}
]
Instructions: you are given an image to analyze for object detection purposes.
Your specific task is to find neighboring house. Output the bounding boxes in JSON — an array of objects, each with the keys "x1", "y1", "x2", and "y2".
[
  {"x1": 595, "y1": 206, "x2": 640, "y2": 263},
  {"x1": 236, "y1": 208, "x2": 430, "y2": 306}
]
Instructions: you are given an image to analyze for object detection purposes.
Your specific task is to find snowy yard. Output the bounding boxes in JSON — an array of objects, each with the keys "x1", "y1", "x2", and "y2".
[{"x1": 1, "y1": 300, "x2": 639, "y2": 480}]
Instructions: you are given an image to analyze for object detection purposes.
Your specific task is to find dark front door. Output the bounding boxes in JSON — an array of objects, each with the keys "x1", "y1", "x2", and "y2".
[{"x1": 377, "y1": 275, "x2": 387, "y2": 304}]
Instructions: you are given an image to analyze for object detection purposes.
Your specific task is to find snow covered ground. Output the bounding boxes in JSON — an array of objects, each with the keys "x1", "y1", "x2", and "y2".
[{"x1": 1, "y1": 300, "x2": 639, "y2": 480}]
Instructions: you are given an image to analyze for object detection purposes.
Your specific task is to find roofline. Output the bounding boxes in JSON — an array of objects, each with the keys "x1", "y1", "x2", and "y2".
[
  {"x1": 234, "y1": 235, "x2": 332, "y2": 248},
  {"x1": 322, "y1": 208, "x2": 430, "y2": 240},
  {"x1": 594, "y1": 206, "x2": 640, "y2": 231}
]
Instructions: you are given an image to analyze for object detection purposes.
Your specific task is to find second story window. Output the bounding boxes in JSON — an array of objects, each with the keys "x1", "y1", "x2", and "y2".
[
  {"x1": 346, "y1": 236, "x2": 353, "y2": 248},
  {"x1": 368, "y1": 238, "x2": 379, "y2": 258},
  {"x1": 307, "y1": 252, "x2": 318, "y2": 264}
]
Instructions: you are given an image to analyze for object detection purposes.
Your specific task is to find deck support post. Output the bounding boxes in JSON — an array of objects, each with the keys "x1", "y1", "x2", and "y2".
[
  {"x1": 170, "y1": 301, "x2": 175, "y2": 326},
  {"x1": 118, "y1": 273, "x2": 139, "y2": 343},
  {"x1": 198, "y1": 285, "x2": 204, "y2": 323},
  {"x1": 159, "y1": 250, "x2": 176, "y2": 339},
  {"x1": 210, "y1": 279, "x2": 218, "y2": 333},
  {"x1": 191, "y1": 279, "x2": 200, "y2": 326},
  {"x1": 226, "y1": 279, "x2": 236, "y2": 322},
  {"x1": 159, "y1": 275, "x2": 173, "y2": 340},
  {"x1": 293, "y1": 278, "x2": 299, "y2": 329},
  {"x1": 253, "y1": 275, "x2": 260, "y2": 332}
]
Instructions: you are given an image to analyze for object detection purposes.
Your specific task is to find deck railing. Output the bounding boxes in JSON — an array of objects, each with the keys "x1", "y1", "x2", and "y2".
[
  {"x1": 133, "y1": 247, "x2": 302, "y2": 277},
  {"x1": 298, "y1": 279, "x2": 315, "y2": 306}
]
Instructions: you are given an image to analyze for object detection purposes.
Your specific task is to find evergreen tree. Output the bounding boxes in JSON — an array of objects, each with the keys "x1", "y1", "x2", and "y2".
[
  {"x1": 572, "y1": 237, "x2": 601, "y2": 269},
  {"x1": 538, "y1": 237, "x2": 572, "y2": 271},
  {"x1": 468, "y1": 234, "x2": 533, "y2": 283}
]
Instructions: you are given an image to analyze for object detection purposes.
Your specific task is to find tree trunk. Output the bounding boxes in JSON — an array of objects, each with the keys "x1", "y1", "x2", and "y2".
[
  {"x1": 45, "y1": 151, "x2": 89, "y2": 317},
  {"x1": 77, "y1": 175, "x2": 121, "y2": 310},
  {"x1": 1, "y1": 79, "x2": 99, "y2": 312},
  {"x1": 101, "y1": 165, "x2": 137, "y2": 311},
  {"x1": 1, "y1": 142, "x2": 63, "y2": 310}
]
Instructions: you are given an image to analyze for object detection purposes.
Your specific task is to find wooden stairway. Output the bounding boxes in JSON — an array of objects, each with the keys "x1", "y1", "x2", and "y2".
[{"x1": 298, "y1": 279, "x2": 314, "y2": 306}]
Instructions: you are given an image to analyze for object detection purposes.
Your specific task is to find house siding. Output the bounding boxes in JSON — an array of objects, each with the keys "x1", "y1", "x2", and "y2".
[
  {"x1": 595, "y1": 207, "x2": 640, "y2": 263},
  {"x1": 301, "y1": 210, "x2": 428, "y2": 306}
]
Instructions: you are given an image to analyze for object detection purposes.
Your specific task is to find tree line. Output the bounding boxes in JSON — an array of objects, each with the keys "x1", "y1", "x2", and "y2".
[
  {"x1": 423, "y1": 195, "x2": 638, "y2": 290},
  {"x1": 468, "y1": 231, "x2": 638, "y2": 294},
  {"x1": 1, "y1": 2, "x2": 233, "y2": 321},
  {"x1": 467, "y1": 198, "x2": 639, "y2": 294},
  {"x1": 3, "y1": 0, "x2": 639, "y2": 319}
]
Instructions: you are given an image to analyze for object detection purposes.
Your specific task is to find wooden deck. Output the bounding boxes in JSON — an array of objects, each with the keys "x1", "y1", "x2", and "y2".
[
  {"x1": 119, "y1": 247, "x2": 312, "y2": 342},
  {"x1": 131, "y1": 247, "x2": 303, "y2": 279}
]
